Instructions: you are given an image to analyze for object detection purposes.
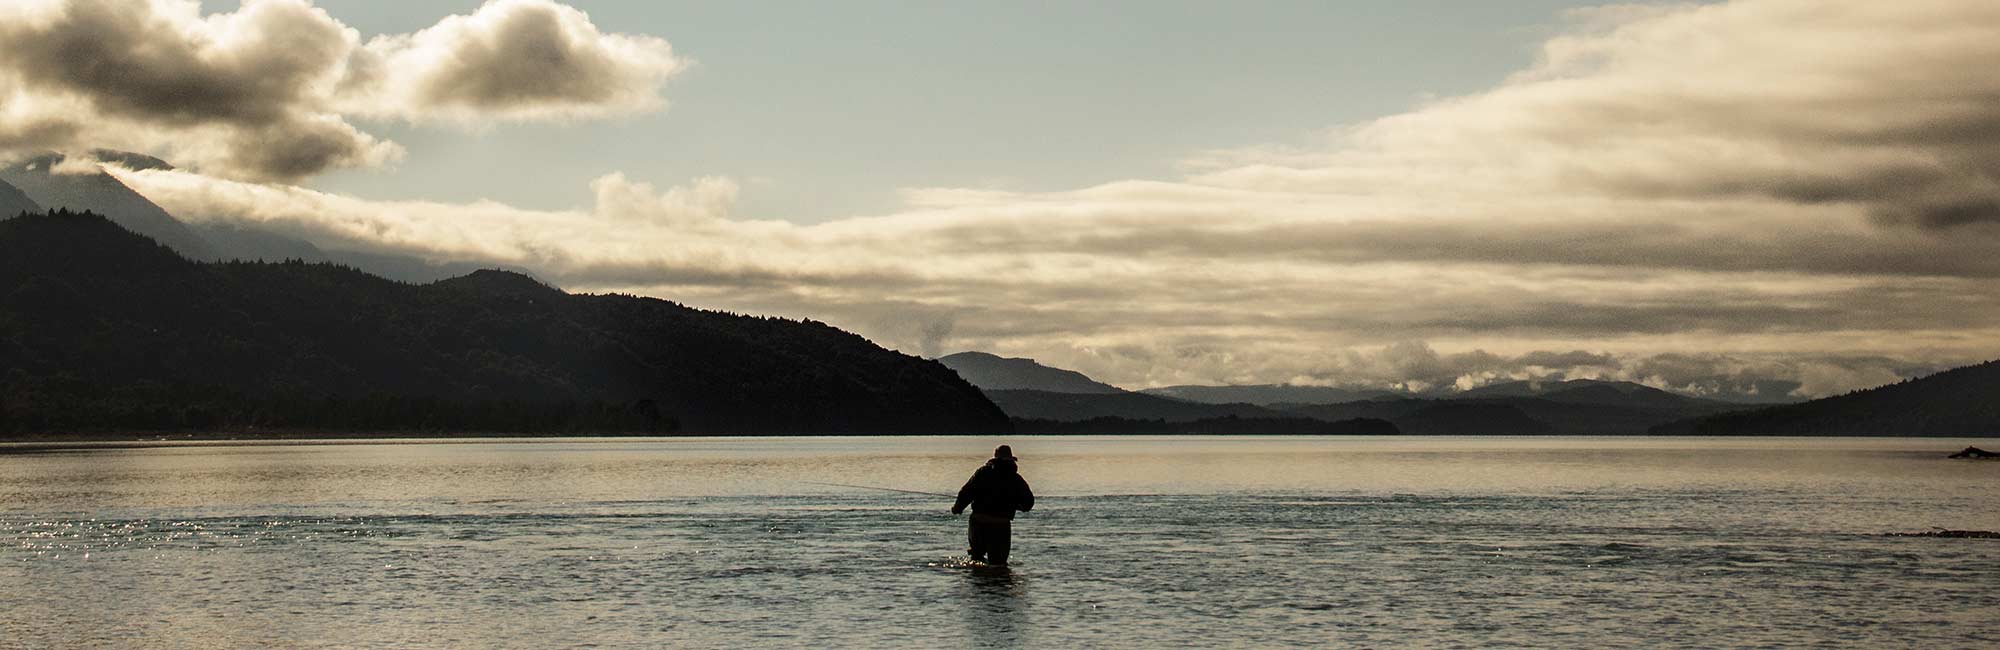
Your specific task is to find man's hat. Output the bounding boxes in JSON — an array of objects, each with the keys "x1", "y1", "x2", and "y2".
[{"x1": 994, "y1": 445, "x2": 1016, "y2": 460}]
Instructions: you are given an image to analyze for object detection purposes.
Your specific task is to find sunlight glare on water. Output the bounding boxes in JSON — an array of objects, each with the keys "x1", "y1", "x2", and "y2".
[{"x1": 2, "y1": 436, "x2": 1996, "y2": 648}]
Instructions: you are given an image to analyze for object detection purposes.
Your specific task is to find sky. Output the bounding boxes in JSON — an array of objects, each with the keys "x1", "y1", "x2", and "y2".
[
  {"x1": 2, "y1": 0, "x2": 1998, "y2": 398},
  {"x1": 219, "y1": 0, "x2": 1604, "y2": 221}
]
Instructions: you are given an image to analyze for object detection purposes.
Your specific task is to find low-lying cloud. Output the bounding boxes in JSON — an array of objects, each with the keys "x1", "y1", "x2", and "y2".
[
  {"x1": 1288, "y1": 343, "x2": 1929, "y2": 402},
  {"x1": 62, "y1": 0, "x2": 2000, "y2": 396},
  {"x1": 0, "y1": 0, "x2": 684, "y2": 180}
]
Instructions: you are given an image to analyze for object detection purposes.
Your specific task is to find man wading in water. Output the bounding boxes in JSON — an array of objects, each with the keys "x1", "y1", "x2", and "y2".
[{"x1": 952, "y1": 445, "x2": 1035, "y2": 565}]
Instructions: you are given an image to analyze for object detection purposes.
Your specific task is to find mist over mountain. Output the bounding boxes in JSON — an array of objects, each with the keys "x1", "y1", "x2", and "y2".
[
  {"x1": 190, "y1": 222, "x2": 333, "y2": 264},
  {"x1": 1456, "y1": 379, "x2": 1743, "y2": 410},
  {"x1": 0, "y1": 211, "x2": 1009, "y2": 436},
  {"x1": 944, "y1": 351, "x2": 1424, "y2": 432},
  {"x1": 1140, "y1": 384, "x2": 1401, "y2": 406},
  {"x1": 1281, "y1": 396, "x2": 1744, "y2": 436},
  {"x1": 937, "y1": 351, "x2": 1126, "y2": 394},
  {"x1": 1, "y1": 152, "x2": 221, "y2": 260},
  {"x1": 1654, "y1": 360, "x2": 2000, "y2": 436},
  {"x1": 966, "y1": 354, "x2": 1757, "y2": 434},
  {"x1": 983, "y1": 389, "x2": 1296, "y2": 423},
  {"x1": 1139, "y1": 377, "x2": 1782, "y2": 409},
  {"x1": 196, "y1": 220, "x2": 524, "y2": 284},
  {"x1": 306, "y1": 248, "x2": 521, "y2": 285},
  {"x1": 1, "y1": 150, "x2": 532, "y2": 284}
]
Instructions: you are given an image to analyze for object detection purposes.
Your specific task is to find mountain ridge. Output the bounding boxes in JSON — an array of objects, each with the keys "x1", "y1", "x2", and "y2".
[
  {"x1": 0, "y1": 177, "x2": 38, "y2": 216},
  {"x1": 2, "y1": 149, "x2": 530, "y2": 284},
  {"x1": 1, "y1": 152, "x2": 221, "y2": 260},
  {"x1": 937, "y1": 351, "x2": 1127, "y2": 394},
  {"x1": 0, "y1": 210, "x2": 1011, "y2": 436}
]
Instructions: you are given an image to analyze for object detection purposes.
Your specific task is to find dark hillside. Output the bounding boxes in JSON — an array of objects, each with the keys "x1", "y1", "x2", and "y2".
[
  {"x1": 1398, "y1": 402, "x2": 1554, "y2": 436},
  {"x1": 1654, "y1": 361, "x2": 2000, "y2": 436},
  {"x1": 0, "y1": 211, "x2": 1010, "y2": 436}
]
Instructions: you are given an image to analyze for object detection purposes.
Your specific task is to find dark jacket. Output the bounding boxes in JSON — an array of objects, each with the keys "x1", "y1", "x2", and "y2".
[{"x1": 954, "y1": 458, "x2": 1034, "y2": 519}]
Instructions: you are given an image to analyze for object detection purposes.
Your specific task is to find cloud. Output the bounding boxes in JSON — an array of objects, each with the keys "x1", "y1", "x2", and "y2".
[
  {"x1": 1192, "y1": 0, "x2": 2000, "y2": 230},
  {"x1": 85, "y1": 0, "x2": 2000, "y2": 394},
  {"x1": 591, "y1": 173, "x2": 739, "y2": 226},
  {"x1": 0, "y1": 0, "x2": 399, "y2": 180},
  {"x1": 0, "y1": 0, "x2": 685, "y2": 180},
  {"x1": 1625, "y1": 352, "x2": 1933, "y2": 401},
  {"x1": 342, "y1": 0, "x2": 685, "y2": 123},
  {"x1": 862, "y1": 308, "x2": 959, "y2": 359},
  {"x1": 0, "y1": 0, "x2": 350, "y2": 126},
  {"x1": 109, "y1": 166, "x2": 768, "y2": 270},
  {"x1": 1280, "y1": 342, "x2": 1613, "y2": 394}
]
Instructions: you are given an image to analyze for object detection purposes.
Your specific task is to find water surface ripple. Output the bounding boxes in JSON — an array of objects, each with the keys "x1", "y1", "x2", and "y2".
[{"x1": 2, "y1": 436, "x2": 1995, "y2": 648}]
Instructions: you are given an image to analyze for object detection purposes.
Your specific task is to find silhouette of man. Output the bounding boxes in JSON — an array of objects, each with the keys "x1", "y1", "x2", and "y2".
[{"x1": 952, "y1": 445, "x2": 1035, "y2": 565}]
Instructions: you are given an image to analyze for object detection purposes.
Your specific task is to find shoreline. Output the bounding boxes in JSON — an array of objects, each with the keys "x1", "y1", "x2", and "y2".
[
  {"x1": 0, "y1": 428, "x2": 1008, "y2": 448},
  {"x1": 2, "y1": 431, "x2": 1997, "y2": 455}
]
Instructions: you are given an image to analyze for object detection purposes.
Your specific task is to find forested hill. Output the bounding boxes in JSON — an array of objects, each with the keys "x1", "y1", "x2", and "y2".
[
  {"x1": 0, "y1": 211, "x2": 1011, "y2": 436},
  {"x1": 1652, "y1": 360, "x2": 2000, "y2": 436}
]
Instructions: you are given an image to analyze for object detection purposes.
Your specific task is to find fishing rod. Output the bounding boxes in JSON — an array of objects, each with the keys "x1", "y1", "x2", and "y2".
[{"x1": 801, "y1": 480, "x2": 953, "y2": 498}]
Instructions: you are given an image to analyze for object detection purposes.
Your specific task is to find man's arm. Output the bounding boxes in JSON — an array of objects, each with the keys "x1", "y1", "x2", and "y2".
[
  {"x1": 952, "y1": 470, "x2": 982, "y2": 514},
  {"x1": 1015, "y1": 477, "x2": 1034, "y2": 513}
]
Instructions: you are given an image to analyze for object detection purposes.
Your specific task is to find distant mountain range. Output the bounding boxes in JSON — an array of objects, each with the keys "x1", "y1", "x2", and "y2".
[
  {"x1": 1281, "y1": 395, "x2": 1743, "y2": 436},
  {"x1": 0, "y1": 211, "x2": 1010, "y2": 436},
  {"x1": 0, "y1": 176, "x2": 39, "y2": 217},
  {"x1": 1139, "y1": 384, "x2": 1399, "y2": 406},
  {"x1": 981, "y1": 389, "x2": 1295, "y2": 422},
  {"x1": 944, "y1": 361, "x2": 1408, "y2": 434},
  {"x1": 950, "y1": 351, "x2": 2000, "y2": 435},
  {"x1": 940, "y1": 351, "x2": 1814, "y2": 435},
  {"x1": 1654, "y1": 360, "x2": 2000, "y2": 436},
  {"x1": 1454, "y1": 379, "x2": 1721, "y2": 408},
  {"x1": 0, "y1": 150, "x2": 507, "y2": 283},
  {"x1": 937, "y1": 352, "x2": 1126, "y2": 393}
]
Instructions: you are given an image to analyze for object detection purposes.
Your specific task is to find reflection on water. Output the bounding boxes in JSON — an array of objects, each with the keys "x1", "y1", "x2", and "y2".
[
  {"x1": 1, "y1": 436, "x2": 1996, "y2": 648},
  {"x1": 960, "y1": 565, "x2": 1028, "y2": 649}
]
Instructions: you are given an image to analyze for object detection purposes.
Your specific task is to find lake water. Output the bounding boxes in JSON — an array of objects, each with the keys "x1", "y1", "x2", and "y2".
[{"x1": 2, "y1": 436, "x2": 1996, "y2": 648}]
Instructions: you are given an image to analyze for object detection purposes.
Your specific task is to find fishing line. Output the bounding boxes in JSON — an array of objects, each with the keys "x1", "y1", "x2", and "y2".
[{"x1": 800, "y1": 481, "x2": 953, "y2": 497}]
